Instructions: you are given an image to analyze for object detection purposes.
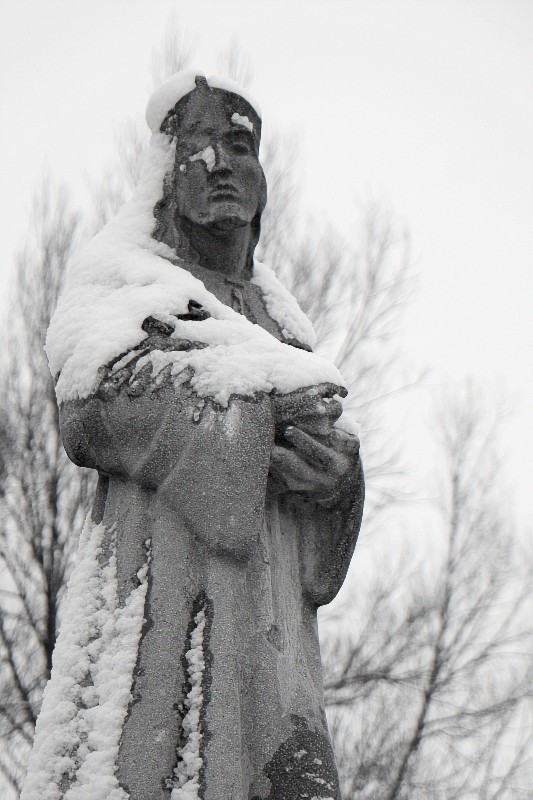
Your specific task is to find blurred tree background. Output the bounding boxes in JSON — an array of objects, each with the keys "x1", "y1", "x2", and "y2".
[{"x1": 0, "y1": 21, "x2": 531, "y2": 800}]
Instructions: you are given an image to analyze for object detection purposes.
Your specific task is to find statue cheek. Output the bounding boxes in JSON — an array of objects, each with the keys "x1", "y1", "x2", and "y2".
[
  {"x1": 241, "y1": 163, "x2": 265, "y2": 199},
  {"x1": 258, "y1": 170, "x2": 268, "y2": 212},
  {"x1": 176, "y1": 172, "x2": 208, "y2": 214}
]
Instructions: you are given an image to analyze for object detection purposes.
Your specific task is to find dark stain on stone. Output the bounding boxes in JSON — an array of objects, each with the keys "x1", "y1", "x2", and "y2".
[
  {"x1": 174, "y1": 299, "x2": 211, "y2": 322},
  {"x1": 252, "y1": 715, "x2": 341, "y2": 800},
  {"x1": 116, "y1": 538, "x2": 153, "y2": 798},
  {"x1": 91, "y1": 473, "x2": 109, "y2": 524}
]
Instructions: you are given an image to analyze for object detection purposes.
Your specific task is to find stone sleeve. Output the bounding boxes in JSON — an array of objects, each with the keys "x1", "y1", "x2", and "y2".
[
  {"x1": 57, "y1": 332, "x2": 202, "y2": 483},
  {"x1": 291, "y1": 454, "x2": 364, "y2": 607}
]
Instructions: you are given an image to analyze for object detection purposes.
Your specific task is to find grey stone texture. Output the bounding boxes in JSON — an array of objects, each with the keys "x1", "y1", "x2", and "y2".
[{"x1": 58, "y1": 76, "x2": 364, "y2": 799}]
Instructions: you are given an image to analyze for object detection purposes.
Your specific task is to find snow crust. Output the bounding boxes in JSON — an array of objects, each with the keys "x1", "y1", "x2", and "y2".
[
  {"x1": 20, "y1": 520, "x2": 150, "y2": 800},
  {"x1": 46, "y1": 98, "x2": 345, "y2": 406},
  {"x1": 231, "y1": 112, "x2": 254, "y2": 133},
  {"x1": 145, "y1": 70, "x2": 261, "y2": 134},
  {"x1": 189, "y1": 145, "x2": 215, "y2": 172}
]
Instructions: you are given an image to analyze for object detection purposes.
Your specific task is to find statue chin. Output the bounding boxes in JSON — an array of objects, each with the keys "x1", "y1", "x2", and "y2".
[
  {"x1": 210, "y1": 214, "x2": 249, "y2": 232},
  {"x1": 202, "y1": 200, "x2": 249, "y2": 231}
]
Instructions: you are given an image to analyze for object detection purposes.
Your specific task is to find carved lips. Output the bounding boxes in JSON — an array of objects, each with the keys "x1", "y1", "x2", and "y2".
[{"x1": 209, "y1": 181, "x2": 240, "y2": 201}]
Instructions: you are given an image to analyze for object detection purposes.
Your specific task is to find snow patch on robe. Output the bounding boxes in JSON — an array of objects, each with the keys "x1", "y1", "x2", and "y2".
[
  {"x1": 171, "y1": 607, "x2": 207, "y2": 800},
  {"x1": 20, "y1": 520, "x2": 150, "y2": 800}
]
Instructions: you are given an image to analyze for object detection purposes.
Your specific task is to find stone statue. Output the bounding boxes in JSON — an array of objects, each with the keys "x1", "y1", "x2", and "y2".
[{"x1": 22, "y1": 72, "x2": 364, "y2": 800}]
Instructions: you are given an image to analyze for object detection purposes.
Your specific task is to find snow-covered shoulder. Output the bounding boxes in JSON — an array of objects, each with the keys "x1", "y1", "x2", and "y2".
[{"x1": 47, "y1": 245, "x2": 343, "y2": 403}]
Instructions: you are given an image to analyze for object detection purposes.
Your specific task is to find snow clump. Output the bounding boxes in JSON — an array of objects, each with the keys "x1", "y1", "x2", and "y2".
[
  {"x1": 189, "y1": 145, "x2": 216, "y2": 172},
  {"x1": 231, "y1": 112, "x2": 254, "y2": 133}
]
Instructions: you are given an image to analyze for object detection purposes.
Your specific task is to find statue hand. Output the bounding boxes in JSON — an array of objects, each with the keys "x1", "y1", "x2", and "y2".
[
  {"x1": 271, "y1": 383, "x2": 346, "y2": 437},
  {"x1": 269, "y1": 425, "x2": 360, "y2": 504}
]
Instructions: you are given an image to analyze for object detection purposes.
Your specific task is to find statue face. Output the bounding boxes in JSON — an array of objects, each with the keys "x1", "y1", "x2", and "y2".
[{"x1": 173, "y1": 99, "x2": 265, "y2": 232}]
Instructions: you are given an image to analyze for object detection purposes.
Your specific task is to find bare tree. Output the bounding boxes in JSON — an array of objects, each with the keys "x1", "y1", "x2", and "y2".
[
  {"x1": 0, "y1": 181, "x2": 95, "y2": 795},
  {"x1": 288, "y1": 204, "x2": 413, "y2": 517},
  {"x1": 217, "y1": 36, "x2": 254, "y2": 88},
  {"x1": 323, "y1": 388, "x2": 533, "y2": 799},
  {"x1": 88, "y1": 117, "x2": 148, "y2": 232},
  {"x1": 150, "y1": 11, "x2": 194, "y2": 90}
]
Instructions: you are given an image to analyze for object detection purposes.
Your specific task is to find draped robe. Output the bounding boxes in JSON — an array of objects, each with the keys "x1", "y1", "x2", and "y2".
[{"x1": 26, "y1": 264, "x2": 363, "y2": 800}]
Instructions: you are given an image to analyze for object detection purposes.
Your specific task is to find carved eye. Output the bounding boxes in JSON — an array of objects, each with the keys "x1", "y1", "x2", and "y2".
[
  {"x1": 229, "y1": 132, "x2": 253, "y2": 155},
  {"x1": 232, "y1": 140, "x2": 249, "y2": 154}
]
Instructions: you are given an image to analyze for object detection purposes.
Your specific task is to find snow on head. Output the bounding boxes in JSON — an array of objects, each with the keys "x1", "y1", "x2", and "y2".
[
  {"x1": 231, "y1": 112, "x2": 254, "y2": 134},
  {"x1": 145, "y1": 69, "x2": 199, "y2": 133},
  {"x1": 205, "y1": 74, "x2": 261, "y2": 118},
  {"x1": 145, "y1": 70, "x2": 261, "y2": 134},
  {"x1": 45, "y1": 71, "x2": 346, "y2": 406}
]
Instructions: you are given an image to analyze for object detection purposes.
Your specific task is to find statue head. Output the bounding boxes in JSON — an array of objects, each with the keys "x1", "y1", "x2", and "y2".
[{"x1": 151, "y1": 74, "x2": 267, "y2": 273}]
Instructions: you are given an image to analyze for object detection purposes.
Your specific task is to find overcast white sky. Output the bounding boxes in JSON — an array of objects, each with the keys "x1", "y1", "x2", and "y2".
[{"x1": 1, "y1": 0, "x2": 532, "y2": 524}]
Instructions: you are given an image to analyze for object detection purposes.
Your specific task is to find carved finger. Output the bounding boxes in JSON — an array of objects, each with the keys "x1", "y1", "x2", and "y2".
[
  {"x1": 318, "y1": 382, "x2": 348, "y2": 399},
  {"x1": 321, "y1": 395, "x2": 344, "y2": 420},
  {"x1": 270, "y1": 445, "x2": 319, "y2": 492},
  {"x1": 273, "y1": 389, "x2": 344, "y2": 431},
  {"x1": 283, "y1": 426, "x2": 338, "y2": 471},
  {"x1": 294, "y1": 400, "x2": 344, "y2": 436},
  {"x1": 273, "y1": 383, "x2": 344, "y2": 414},
  {"x1": 272, "y1": 392, "x2": 321, "y2": 424}
]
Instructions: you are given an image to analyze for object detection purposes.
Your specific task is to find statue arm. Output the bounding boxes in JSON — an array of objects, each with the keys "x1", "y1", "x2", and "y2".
[
  {"x1": 296, "y1": 451, "x2": 364, "y2": 607},
  {"x1": 268, "y1": 385, "x2": 364, "y2": 606},
  {"x1": 272, "y1": 429, "x2": 364, "y2": 607},
  {"x1": 57, "y1": 328, "x2": 202, "y2": 482},
  {"x1": 58, "y1": 340, "x2": 275, "y2": 563}
]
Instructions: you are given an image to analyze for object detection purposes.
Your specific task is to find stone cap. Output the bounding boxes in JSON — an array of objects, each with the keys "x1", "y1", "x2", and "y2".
[{"x1": 146, "y1": 69, "x2": 262, "y2": 134}]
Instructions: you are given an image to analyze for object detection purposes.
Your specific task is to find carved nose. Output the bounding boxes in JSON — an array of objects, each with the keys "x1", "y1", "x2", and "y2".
[{"x1": 212, "y1": 143, "x2": 232, "y2": 173}]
